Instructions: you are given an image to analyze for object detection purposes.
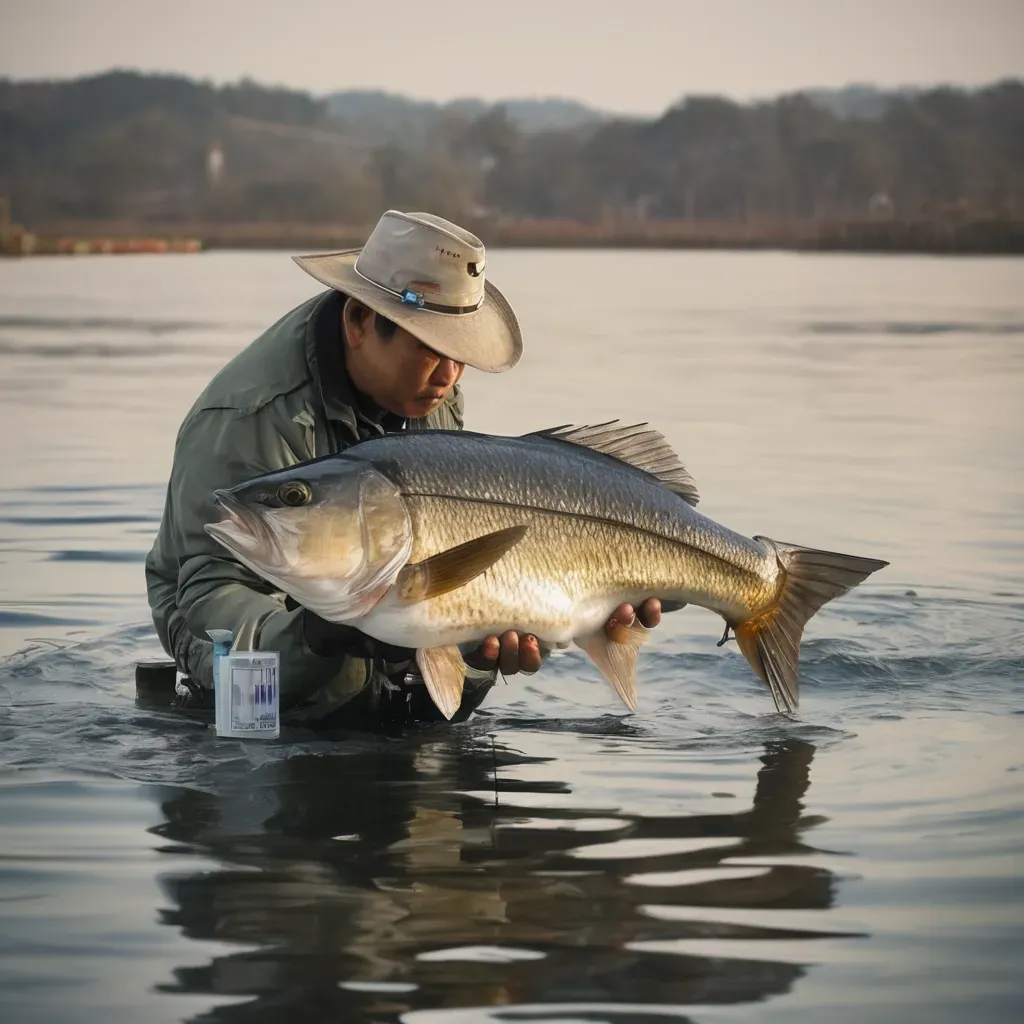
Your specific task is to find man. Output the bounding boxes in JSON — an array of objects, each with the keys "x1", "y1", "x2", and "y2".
[{"x1": 145, "y1": 210, "x2": 662, "y2": 727}]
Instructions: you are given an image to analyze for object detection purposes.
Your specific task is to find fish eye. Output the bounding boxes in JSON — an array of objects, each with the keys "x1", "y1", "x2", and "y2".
[{"x1": 278, "y1": 481, "x2": 312, "y2": 507}]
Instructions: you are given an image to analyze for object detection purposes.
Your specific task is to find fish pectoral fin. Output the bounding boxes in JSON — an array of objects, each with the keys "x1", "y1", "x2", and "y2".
[
  {"x1": 575, "y1": 619, "x2": 651, "y2": 713},
  {"x1": 395, "y1": 525, "x2": 528, "y2": 605},
  {"x1": 416, "y1": 645, "x2": 467, "y2": 720}
]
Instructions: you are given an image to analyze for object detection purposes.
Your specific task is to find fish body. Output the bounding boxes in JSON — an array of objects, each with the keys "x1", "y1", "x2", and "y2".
[{"x1": 205, "y1": 422, "x2": 887, "y2": 718}]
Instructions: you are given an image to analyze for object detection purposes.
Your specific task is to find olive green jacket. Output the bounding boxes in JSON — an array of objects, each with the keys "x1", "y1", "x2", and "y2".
[{"x1": 145, "y1": 289, "x2": 482, "y2": 721}]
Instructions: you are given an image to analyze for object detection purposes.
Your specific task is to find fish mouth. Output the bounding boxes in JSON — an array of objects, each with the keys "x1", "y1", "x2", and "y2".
[{"x1": 205, "y1": 489, "x2": 275, "y2": 559}]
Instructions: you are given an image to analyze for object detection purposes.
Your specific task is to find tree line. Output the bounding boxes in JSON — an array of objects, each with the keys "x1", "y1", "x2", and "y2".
[{"x1": 1, "y1": 71, "x2": 1021, "y2": 231}]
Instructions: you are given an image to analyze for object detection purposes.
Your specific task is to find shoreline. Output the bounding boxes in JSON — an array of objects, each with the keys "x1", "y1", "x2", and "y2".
[{"x1": 3, "y1": 216, "x2": 1023, "y2": 256}]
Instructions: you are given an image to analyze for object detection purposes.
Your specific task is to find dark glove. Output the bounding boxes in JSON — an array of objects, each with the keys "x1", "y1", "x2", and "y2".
[{"x1": 300, "y1": 607, "x2": 416, "y2": 664}]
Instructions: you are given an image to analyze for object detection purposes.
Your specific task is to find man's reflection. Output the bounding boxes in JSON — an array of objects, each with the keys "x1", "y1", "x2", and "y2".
[{"x1": 148, "y1": 735, "x2": 835, "y2": 1021}]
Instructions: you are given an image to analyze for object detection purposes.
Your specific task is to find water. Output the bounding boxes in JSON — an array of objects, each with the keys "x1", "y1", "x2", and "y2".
[{"x1": 0, "y1": 250, "x2": 1022, "y2": 1023}]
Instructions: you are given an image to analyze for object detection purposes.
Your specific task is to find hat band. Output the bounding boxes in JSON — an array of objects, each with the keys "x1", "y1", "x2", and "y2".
[{"x1": 353, "y1": 261, "x2": 484, "y2": 315}]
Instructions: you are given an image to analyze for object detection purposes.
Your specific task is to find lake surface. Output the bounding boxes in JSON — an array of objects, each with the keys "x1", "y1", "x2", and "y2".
[{"x1": 0, "y1": 249, "x2": 1021, "y2": 1024}]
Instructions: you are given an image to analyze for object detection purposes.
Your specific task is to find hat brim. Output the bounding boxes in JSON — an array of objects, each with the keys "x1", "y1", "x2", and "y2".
[{"x1": 292, "y1": 248, "x2": 522, "y2": 373}]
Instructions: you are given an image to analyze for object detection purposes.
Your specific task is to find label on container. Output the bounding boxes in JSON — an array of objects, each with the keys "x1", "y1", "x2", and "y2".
[{"x1": 215, "y1": 651, "x2": 280, "y2": 739}]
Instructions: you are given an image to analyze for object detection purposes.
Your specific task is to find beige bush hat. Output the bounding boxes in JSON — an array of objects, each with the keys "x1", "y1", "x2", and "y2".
[{"x1": 292, "y1": 210, "x2": 522, "y2": 373}]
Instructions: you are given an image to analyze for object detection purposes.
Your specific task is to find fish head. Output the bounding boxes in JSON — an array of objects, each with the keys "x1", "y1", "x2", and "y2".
[{"x1": 204, "y1": 459, "x2": 412, "y2": 622}]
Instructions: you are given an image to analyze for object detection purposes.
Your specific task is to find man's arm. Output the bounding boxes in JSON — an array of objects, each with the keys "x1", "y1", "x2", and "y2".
[{"x1": 162, "y1": 405, "x2": 377, "y2": 707}]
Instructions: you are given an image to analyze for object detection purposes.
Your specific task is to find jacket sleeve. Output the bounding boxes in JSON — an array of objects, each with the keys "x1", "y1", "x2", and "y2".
[{"x1": 162, "y1": 403, "x2": 374, "y2": 706}]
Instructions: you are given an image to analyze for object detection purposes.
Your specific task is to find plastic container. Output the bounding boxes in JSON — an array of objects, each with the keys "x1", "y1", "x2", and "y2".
[{"x1": 207, "y1": 629, "x2": 280, "y2": 739}]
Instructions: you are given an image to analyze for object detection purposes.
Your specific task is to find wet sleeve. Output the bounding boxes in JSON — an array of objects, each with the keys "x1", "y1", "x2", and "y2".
[{"x1": 167, "y1": 405, "x2": 374, "y2": 705}]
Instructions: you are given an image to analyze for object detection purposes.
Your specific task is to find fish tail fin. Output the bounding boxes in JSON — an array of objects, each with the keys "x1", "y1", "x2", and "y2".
[{"x1": 733, "y1": 538, "x2": 888, "y2": 714}]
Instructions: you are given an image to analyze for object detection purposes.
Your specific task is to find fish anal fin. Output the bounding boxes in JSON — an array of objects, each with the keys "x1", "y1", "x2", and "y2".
[
  {"x1": 575, "y1": 619, "x2": 651, "y2": 712},
  {"x1": 735, "y1": 537, "x2": 889, "y2": 714},
  {"x1": 396, "y1": 525, "x2": 528, "y2": 605},
  {"x1": 527, "y1": 421, "x2": 699, "y2": 506},
  {"x1": 416, "y1": 645, "x2": 467, "y2": 720}
]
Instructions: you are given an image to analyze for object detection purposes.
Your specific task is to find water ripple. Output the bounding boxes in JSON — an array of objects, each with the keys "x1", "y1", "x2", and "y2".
[
  {"x1": 805, "y1": 319, "x2": 1024, "y2": 336},
  {"x1": 0, "y1": 314, "x2": 255, "y2": 333},
  {"x1": 48, "y1": 550, "x2": 146, "y2": 564}
]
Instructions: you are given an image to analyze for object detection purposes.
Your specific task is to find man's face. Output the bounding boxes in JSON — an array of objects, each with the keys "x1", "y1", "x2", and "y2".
[{"x1": 348, "y1": 309, "x2": 465, "y2": 419}]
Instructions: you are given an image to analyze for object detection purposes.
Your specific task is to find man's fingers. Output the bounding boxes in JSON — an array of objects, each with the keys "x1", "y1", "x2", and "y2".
[
  {"x1": 605, "y1": 598, "x2": 663, "y2": 643},
  {"x1": 462, "y1": 634, "x2": 501, "y2": 670},
  {"x1": 479, "y1": 634, "x2": 500, "y2": 663},
  {"x1": 605, "y1": 602, "x2": 636, "y2": 643},
  {"x1": 611, "y1": 602, "x2": 635, "y2": 626},
  {"x1": 466, "y1": 632, "x2": 547, "y2": 675},
  {"x1": 518, "y1": 634, "x2": 542, "y2": 674},
  {"x1": 637, "y1": 597, "x2": 662, "y2": 629},
  {"x1": 498, "y1": 630, "x2": 520, "y2": 676}
]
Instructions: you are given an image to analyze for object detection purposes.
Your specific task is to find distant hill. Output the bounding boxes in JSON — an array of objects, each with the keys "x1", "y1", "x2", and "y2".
[
  {"x1": 325, "y1": 89, "x2": 605, "y2": 144},
  {"x1": 1, "y1": 70, "x2": 1021, "y2": 232}
]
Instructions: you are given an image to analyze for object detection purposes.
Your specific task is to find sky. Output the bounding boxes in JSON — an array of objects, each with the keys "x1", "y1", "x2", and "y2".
[{"x1": 1, "y1": 0, "x2": 1022, "y2": 116}]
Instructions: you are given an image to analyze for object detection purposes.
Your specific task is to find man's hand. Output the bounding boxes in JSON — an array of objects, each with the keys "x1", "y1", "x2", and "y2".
[
  {"x1": 464, "y1": 598, "x2": 665, "y2": 677},
  {"x1": 605, "y1": 597, "x2": 662, "y2": 642}
]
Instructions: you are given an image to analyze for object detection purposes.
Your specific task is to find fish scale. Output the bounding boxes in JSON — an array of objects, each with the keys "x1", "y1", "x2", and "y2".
[
  {"x1": 366, "y1": 495, "x2": 775, "y2": 648},
  {"x1": 364, "y1": 429, "x2": 766, "y2": 572}
]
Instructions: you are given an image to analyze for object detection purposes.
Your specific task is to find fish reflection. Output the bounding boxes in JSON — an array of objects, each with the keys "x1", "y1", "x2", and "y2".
[{"x1": 147, "y1": 736, "x2": 841, "y2": 1021}]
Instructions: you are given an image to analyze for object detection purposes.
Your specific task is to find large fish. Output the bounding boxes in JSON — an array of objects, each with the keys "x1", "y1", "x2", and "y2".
[{"x1": 204, "y1": 422, "x2": 887, "y2": 718}]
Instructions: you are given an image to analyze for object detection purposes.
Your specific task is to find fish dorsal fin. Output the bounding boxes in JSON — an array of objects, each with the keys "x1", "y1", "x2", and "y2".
[
  {"x1": 395, "y1": 525, "x2": 528, "y2": 605},
  {"x1": 528, "y1": 421, "x2": 699, "y2": 506}
]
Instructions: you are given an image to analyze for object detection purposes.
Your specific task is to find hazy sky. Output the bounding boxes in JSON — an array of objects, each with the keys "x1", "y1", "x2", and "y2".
[{"x1": 2, "y1": 0, "x2": 1022, "y2": 115}]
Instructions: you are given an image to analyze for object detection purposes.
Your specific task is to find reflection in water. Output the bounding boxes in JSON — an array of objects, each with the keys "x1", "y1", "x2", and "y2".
[{"x1": 149, "y1": 738, "x2": 836, "y2": 1020}]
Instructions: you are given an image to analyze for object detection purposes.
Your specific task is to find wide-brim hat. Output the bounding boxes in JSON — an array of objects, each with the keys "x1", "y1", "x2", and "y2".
[{"x1": 292, "y1": 210, "x2": 522, "y2": 373}]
